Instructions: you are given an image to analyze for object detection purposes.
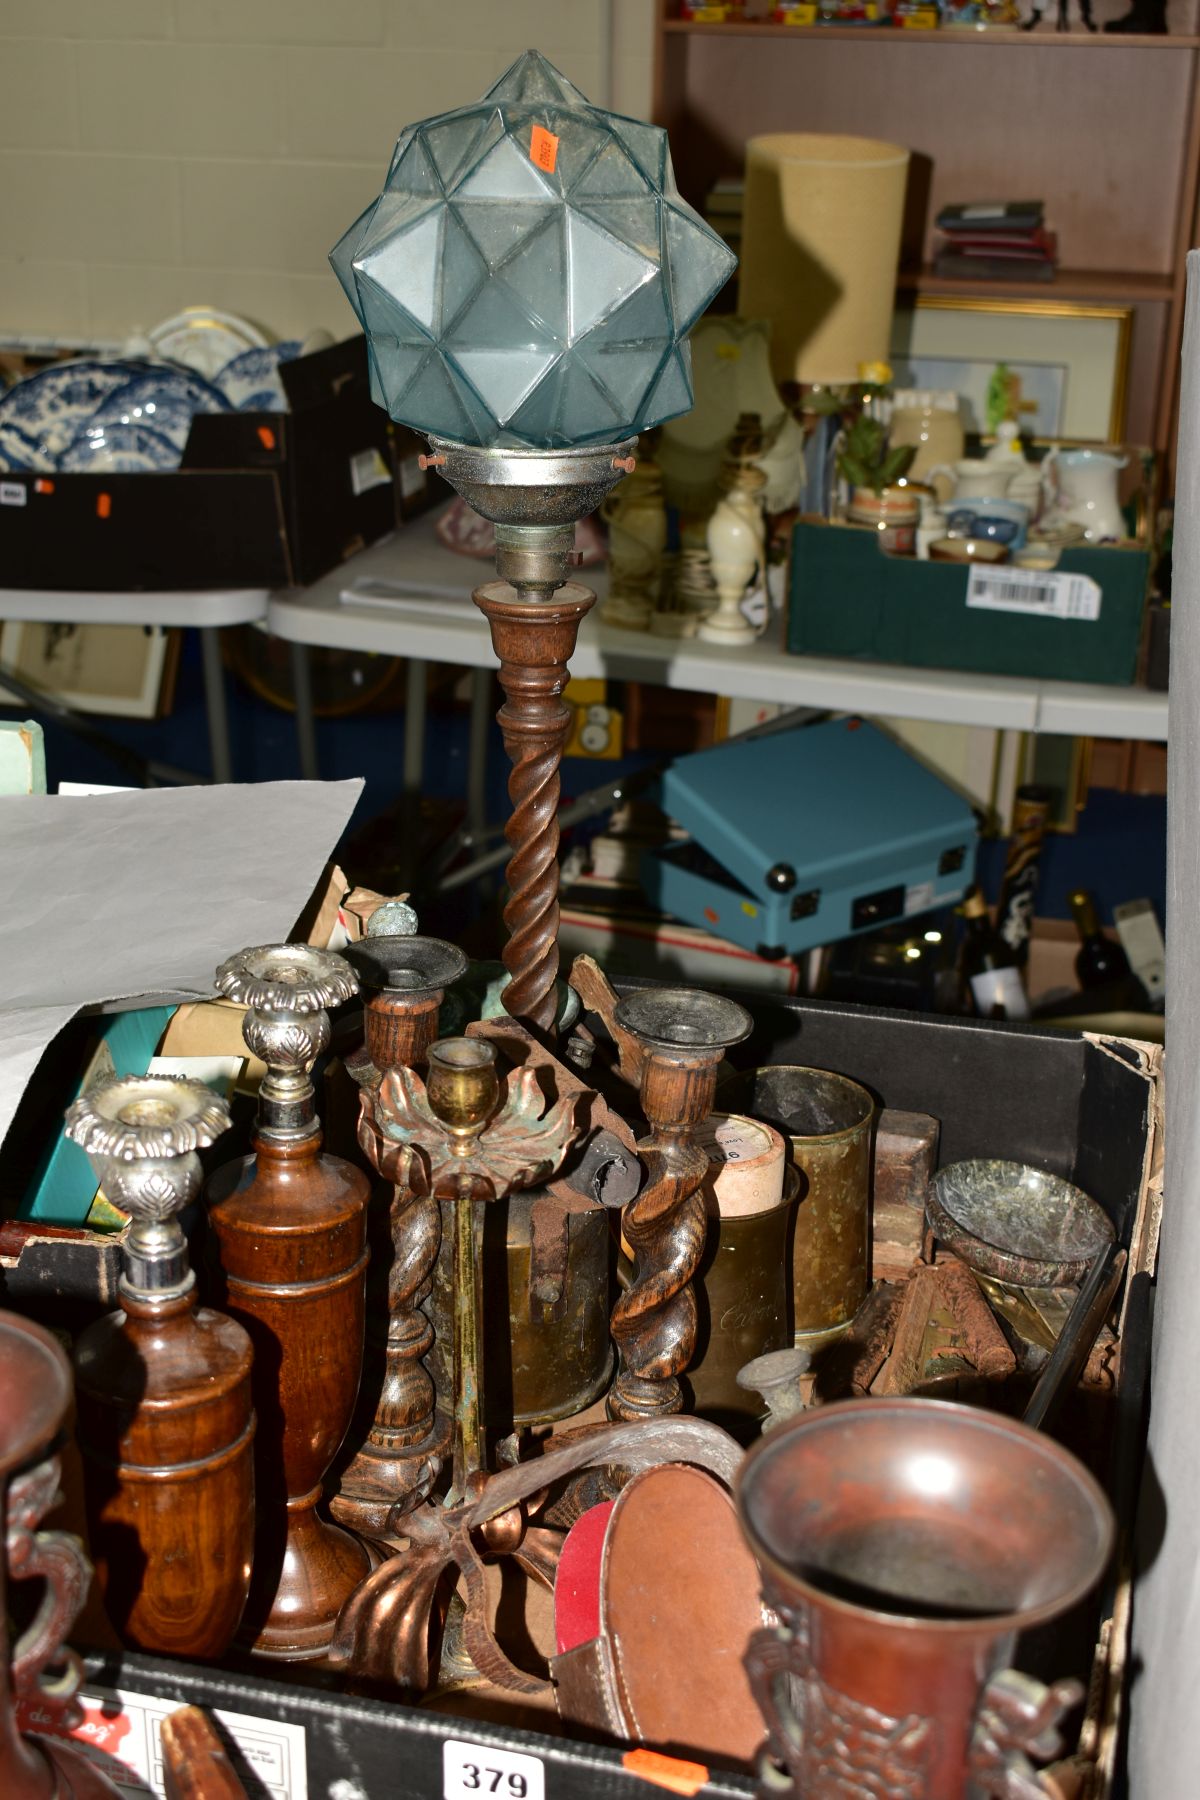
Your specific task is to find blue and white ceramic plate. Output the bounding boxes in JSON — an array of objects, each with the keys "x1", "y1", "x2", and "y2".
[
  {"x1": 91, "y1": 367, "x2": 230, "y2": 451},
  {"x1": 0, "y1": 359, "x2": 150, "y2": 462},
  {"x1": 0, "y1": 421, "x2": 55, "y2": 472},
  {"x1": 214, "y1": 340, "x2": 302, "y2": 412},
  {"x1": 60, "y1": 422, "x2": 180, "y2": 473}
]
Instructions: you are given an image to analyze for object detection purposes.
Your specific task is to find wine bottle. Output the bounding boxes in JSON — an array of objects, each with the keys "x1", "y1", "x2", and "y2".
[
  {"x1": 1069, "y1": 889, "x2": 1132, "y2": 991},
  {"x1": 960, "y1": 888, "x2": 1029, "y2": 1021},
  {"x1": 995, "y1": 785, "x2": 1052, "y2": 969}
]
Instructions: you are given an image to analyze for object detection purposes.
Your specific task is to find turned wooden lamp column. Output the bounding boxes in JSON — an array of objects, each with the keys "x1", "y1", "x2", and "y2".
[
  {"x1": 607, "y1": 987, "x2": 753, "y2": 1422},
  {"x1": 68, "y1": 1074, "x2": 254, "y2": 1658},
  {"x1": 206, "y1": 944, "x2": 371, "y2": 1661},
  {"x1": 420, "y1": 442, "x2": 637, "y2": 1035},
  {"x1": 332, "y1": 930, "x2": 468, "y2": 1539}
]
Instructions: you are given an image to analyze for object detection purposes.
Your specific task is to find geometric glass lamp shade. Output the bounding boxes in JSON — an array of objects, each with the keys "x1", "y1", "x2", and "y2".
[{"x1": 330, "y1": 50, "x2": 737, "y2": 449}]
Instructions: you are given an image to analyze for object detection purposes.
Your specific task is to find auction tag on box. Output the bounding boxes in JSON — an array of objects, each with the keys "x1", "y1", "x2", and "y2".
[
  {"x1": 0, "y1": 480, "x2": 27, "y2": 506},
  {"x1": 965, "y1": 566, "x2": 1101, "y2": 621},
  {"x1": 444, "y1": 1737, "x2": 544, "y2": 1800}
]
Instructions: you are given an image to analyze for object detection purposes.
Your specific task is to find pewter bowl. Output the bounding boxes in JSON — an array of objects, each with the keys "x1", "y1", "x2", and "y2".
[{"x1": 927, "y1": 1159, "x2": 1115, "y2": 1288}]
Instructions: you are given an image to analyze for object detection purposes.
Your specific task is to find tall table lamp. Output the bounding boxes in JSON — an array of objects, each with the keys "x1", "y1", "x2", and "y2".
[{"x1": 331, "y1": 50, "x2": 736, "y2": 1033}]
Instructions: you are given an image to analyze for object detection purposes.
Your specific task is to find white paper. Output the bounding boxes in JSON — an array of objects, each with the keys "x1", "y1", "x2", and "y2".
[{"x1": 0, "y1": 779, "x2": 362, "y2": 1156}]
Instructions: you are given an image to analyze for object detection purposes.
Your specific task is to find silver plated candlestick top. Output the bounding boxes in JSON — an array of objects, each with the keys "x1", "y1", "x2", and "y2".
[
  {"x1": 65, "y1": 1074, "x2": 232, "y2": 1300},
  {"x1": 214, "y1": 943, "x2": 358, "y2": 1140}
]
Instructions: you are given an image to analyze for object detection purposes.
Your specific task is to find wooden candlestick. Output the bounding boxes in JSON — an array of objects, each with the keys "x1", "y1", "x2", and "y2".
[
  {"x1": 67, "y1": 1075, "x2": 254, "y2": 1659},
  {"x1": 0, "y1": 1311, "x2": 122, "y2": 1799},
  {"x1": 206, "y1": 944, "x2": 371, "y2": 1661},
  {"x1": 608, "y1": 987, "x2": 752, "y2": 1423},
  {"x1": 332, "y1": 934, "x2": 468, "y2": 1538}
]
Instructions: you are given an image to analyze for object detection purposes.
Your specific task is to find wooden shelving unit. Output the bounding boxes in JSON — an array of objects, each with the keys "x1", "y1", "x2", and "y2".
[{"x1": 653, "y1": 2, "x2": 1200, "y2": 462}]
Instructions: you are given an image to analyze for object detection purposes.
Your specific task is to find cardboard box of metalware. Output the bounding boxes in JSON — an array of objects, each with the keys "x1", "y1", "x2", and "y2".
[
  {"x1": 8, "y1": 994, "x2": 1156, "y2": 1800},
  {"x1": 0, "y1": 337, "x2": 429, "y2": 592},
  {"x1": 786, "y1": 518, "x2": 1150, "y2": 685}
]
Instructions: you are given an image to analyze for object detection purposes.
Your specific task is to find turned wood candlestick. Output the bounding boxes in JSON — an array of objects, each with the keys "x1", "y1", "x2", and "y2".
[
  {"x1": 0, "y1": 1310, "x2": 122, "y2": 1799},
  {"x1": 206, "y1": 944, "x2": 371, "y2": 1661},
  {"x1": 332, "y1": 933, "x2": 468, "y2": 1538},
  {"x1": 424, "y1": 437, "x2": 637, "y2": 1036},
  {"x1": 68, "y1": 1075, "x2": 254, "y2": 1659},
  {"x1": 608, "y1": 987, "x2": 752, "y2": 1423}
]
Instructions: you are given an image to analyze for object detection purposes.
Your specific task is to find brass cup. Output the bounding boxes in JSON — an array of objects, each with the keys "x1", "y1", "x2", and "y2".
[{"x1": 425, "y1": 1038, "x2": 500, "y2": 1137}]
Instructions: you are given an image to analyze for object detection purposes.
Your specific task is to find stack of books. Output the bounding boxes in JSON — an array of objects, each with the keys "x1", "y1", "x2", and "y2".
[
  {"x1": 933, "y1": 201, "x2": 1057, "y2": 282},
  {"x1": 703, "y1": 177, "x2": 744, "y2": 258}
]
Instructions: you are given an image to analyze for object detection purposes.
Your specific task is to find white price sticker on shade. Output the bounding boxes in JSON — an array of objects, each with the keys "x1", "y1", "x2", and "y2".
[
  {"x1": 965, "y1": 566, "x2": 1102, "y2": 621},
  {"x1": 444, "y1": 1739, "x2": 544, "y2": 1800}
]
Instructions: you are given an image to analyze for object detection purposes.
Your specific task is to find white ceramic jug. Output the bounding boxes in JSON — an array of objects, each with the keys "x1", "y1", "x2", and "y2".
[
  {"x1": 1042, "y1": 448, "x2": 1128, "y2": 543},
  {"x1": 929, "y1": 458, "x2": 1017, "y2": 502}
]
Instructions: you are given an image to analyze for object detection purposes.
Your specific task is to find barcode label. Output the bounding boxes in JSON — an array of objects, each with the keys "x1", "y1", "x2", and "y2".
[{"x1": 966, "y1": 567, "x2": 1101, "y2": 621}]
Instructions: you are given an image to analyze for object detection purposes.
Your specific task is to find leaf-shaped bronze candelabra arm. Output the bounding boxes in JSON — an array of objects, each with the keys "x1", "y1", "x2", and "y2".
[
  {"x1": 330, "y1": 1035, "x2": 586, "y2": 1695},
  {"x1": 607, "y1": 987, "x2": 753, "y2": 1422}
]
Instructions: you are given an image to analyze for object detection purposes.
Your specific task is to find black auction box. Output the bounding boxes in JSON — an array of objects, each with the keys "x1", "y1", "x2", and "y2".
[
  {"x1": 0, "y1": 337, "x2": 439, "y2": 593},
  {"x1": 19, "y1": 994, "x2": 1159, "y2": 1800}
]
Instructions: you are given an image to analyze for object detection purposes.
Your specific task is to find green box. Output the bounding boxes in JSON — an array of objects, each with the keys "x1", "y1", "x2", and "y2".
[{"x1": 786, "y1": 520, "x2": 1150, "y2": 685}]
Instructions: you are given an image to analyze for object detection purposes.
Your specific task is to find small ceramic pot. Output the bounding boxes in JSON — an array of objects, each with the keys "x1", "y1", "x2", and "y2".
[
  {"x1": 929, "y1": 537, "x2": 1009, "y2": 566},
  {"x1": 929, "y1": 458, "x2": 1017, "y2": 503},
  {"x1": 845, "y1": 485, "x2": 919, "y2": 555},
  {"x1": 944, "y1": 496, "x2": 1029, "y2": 549}
]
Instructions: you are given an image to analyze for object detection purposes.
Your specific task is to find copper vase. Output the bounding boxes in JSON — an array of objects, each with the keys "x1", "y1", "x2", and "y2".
[{"x1": 736, "y1": 1398, "x2": 1113, "y2": 1800}]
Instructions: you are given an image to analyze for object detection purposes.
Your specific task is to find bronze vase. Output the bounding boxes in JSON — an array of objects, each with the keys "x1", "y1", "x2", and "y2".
[
  {"x1": 0, "y1": 1311, "x2": 122, "y2": 1799},
  {"x1": 736, "y1": 1397, "x2": 1113, "y2": 1800}
]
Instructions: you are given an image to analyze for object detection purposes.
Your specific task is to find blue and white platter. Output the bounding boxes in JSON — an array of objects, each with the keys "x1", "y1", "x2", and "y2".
[
  {"x1": 0, "y1": 421, "x2": 55, "y2": 473},
  {"x1": 214, "y1": 341, "x2": 302, "y2": 412},
  {"x1": 0, "y1": 360, "x2": 150, "y2": 462},
  {"x1": 59, "y1": 422, "x2": 181, "y2": 474}
]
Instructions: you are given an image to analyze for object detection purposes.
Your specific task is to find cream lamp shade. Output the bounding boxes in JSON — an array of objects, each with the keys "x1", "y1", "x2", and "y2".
[{"x1": 739, "y1": 133, "x2": 910, "y2": 388}]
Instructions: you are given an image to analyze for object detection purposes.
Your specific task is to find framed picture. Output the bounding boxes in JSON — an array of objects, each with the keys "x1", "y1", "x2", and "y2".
[
  {"x1": 0, "y1": 623, "x2": 179, "y2": 719},
  {"x1": 890, "y1": 298, "x2": 1133, "y2": 442}
]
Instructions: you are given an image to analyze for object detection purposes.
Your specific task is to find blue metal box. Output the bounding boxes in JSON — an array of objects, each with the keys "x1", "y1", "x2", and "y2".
[{"x1": 639, "y1": 718, "x2": 978, "y2": 959}]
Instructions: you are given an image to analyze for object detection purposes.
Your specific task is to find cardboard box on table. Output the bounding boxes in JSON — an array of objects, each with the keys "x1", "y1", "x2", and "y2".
[
  {"x1": 16, "y1": 990, "x2": 1158, "y2": 1800},
  {"x1": 0, "y1": 337, "x2": 442, "y2": 592},
  {"x1": 786, "y1": 519, "x2": 1151, "y2": 685}
]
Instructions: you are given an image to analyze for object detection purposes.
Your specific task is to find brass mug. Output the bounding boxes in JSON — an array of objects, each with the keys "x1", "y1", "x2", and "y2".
[
  {"x1": 718, "y1": 1065, "x2": 875, "y2": 1350},
  {"x1": 687, "y1": 1166, "x2": 799, "y2": 1431}
]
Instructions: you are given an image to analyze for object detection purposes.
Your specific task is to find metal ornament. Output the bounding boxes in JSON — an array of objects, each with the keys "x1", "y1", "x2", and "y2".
[
  {"x1": 65, "y1": 1072, "x2": 231, "y2": 1301},
  {"x1": 214, "y1": 942, "x2": 357, "y2": 1141},
  {"x1": 607, "y1": 986, "x2": 753, "y2": 1422}
]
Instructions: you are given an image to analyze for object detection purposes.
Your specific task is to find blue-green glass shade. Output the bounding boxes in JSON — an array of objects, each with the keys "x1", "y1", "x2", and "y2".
[{"x1": 330, "y1": 51, "x2": 737, "y2": 450}]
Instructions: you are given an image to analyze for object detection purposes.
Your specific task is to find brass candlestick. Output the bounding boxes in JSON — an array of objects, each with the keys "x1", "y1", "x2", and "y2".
[
  {"x1": 608, "y1": 987, "x2": 753, "y2": 1423},
  {"x1": 68, "y1": 1074, "x2": 255, "y2": 1658},
  {"x1": 332, "y1": 932, "x2": 468, "y2": 1537}
]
